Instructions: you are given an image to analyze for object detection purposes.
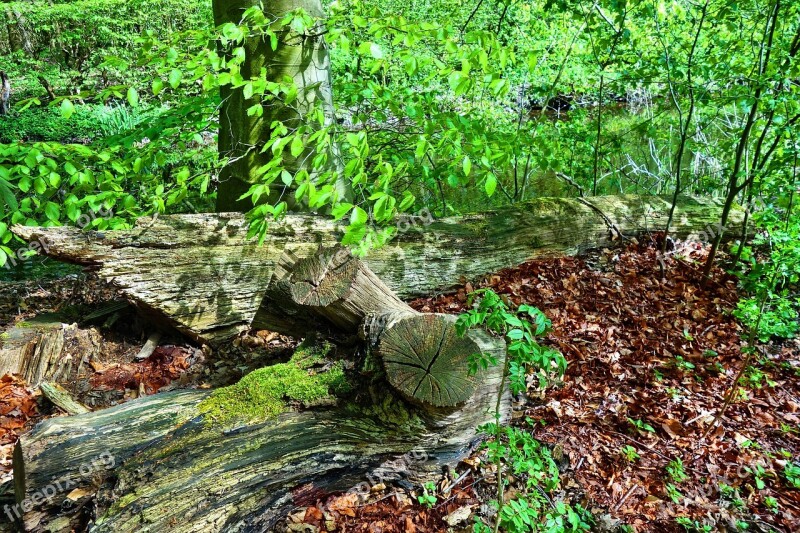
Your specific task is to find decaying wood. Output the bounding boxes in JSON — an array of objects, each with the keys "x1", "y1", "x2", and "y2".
[
  {"x1": 260, "y1": 247, "x2": 480, "y2": 407},
  {"x1": 38, "y1": 382, "x2": 90, "y2": 415},
  {"x1": 13, "y1": 247, "x2": 508, "y2": 531},
  {"x1": 13, "y1": 331, "x2": 507, "y2": 533},
  {"x1": 12, "y1": 195, "x2": 746, "y2": 345},
  {"x1": 0, "y1": 316, "x2": 101, "y2": 387}
]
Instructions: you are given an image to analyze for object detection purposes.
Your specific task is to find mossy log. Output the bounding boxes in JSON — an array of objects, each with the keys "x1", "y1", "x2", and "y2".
[
  {"x1": 12, "y1": 331, "x2": 507, "y2": 533},
  {"x1": 11, "y1": 195, "x2": 746, "y2": 345},
  {"x1": 260, "y1": 247, "x2": 479, "y2": 407}
]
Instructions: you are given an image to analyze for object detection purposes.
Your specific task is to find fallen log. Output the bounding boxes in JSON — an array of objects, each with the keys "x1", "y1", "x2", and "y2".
[
  {"x1": 8, "y1": 196, "x2": 745, "y2": 531},
  {"x1": 260, "y1": 247, "x2": 479, "y2": 406},
  {"x1": 13, "y1": 331, "x2": 506, "y2": 532},
  {"x1": 12, "y1": 195, "x2": 746, "y2": 344},
  {"x1": 12, "y1": 251, "x2": 508, "y2": 531}
]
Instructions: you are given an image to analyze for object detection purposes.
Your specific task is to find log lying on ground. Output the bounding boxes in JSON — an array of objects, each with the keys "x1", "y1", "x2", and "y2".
[
  {"x1": 12, "y1": 195, "x2": 746, "y2": 344},
  {"x1": 13, "y1": 331, "x2": 506, "y2": 533},
  {"x1": 12, "y1": 249, "x2": 509, "y2": 532},
  {"x1": 258, "y1": 247, "x2": 479, "y2": 406}
]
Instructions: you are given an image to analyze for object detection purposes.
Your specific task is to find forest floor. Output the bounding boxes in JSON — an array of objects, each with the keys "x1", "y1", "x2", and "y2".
[{"x1": 1, "y1": 236, "x2": 798, "y2": 532}]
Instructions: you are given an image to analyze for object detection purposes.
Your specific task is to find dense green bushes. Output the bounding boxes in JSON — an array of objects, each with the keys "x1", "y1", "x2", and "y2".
[{"x1": 0, "y1": 105, "x2": 106, "y2": 143}]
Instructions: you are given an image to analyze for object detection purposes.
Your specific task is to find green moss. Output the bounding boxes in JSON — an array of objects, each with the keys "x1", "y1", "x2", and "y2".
[{"x1": 198, "y1": 340, "x2": 348, "y2": 427}]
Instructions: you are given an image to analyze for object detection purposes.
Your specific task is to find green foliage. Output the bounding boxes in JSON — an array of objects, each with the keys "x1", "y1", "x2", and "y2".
[
  {"x1": 676, "y1": 517, "x2": 712, "y2": 533},
  {"x1": 764, "y1": 495, "x2": 778, "y2": 512},
  {"x1": 456, "y1": 289, "x2": 566, "y2": 393},
  {"x1": 0, "y1": 105, "x2": 108, "y2": 143},
  {"x1": 472, "y1": 423, "x2": 592, "y2": 533},
  {"x1": 620, "y1": 445, "x2": 640, "y2": 462},
  {"x1": 666, "y1": 457, "x2": 689, "y2": 484},
  {"x1": 458, "y1": 291, "x2": 583, "y2": 532},
  {"x1": 417, "y1": 482, "x2": 437, "y2": 508},
  {"x1": 784, "y1": 462, "x2": 800, "y2": 489},
  {"x1": 665, "y1": 483, "x2": 683, "y2": 504},
  {"x1": 626, "y1": 417, "x2": 655, "y2": 434},
  {"x1": 745, "y1": 464, "x2": 768, "y2": 490}
]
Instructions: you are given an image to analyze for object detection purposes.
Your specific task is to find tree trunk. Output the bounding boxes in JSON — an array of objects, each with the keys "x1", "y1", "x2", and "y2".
[
  {"x1": 11, "y1": 255, "x2": 507, "y2": 532},
  {"x1": 213, "y1": 0, "x2": 348, "y2": 212},
  {"x1": 260, "y1": 247, "x2": 482, "y2": 407},
  {"x1": 12, "y1": 195, "x2": 747, "y2": 345}
]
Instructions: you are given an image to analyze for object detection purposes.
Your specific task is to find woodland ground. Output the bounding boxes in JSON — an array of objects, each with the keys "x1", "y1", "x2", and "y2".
[{"x1": 0, "y1": 236, "x2": 798, "y2": 532}]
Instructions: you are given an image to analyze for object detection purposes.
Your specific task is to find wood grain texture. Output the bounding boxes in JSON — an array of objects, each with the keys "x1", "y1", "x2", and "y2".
[
  {"x1": 379, "y1": 314, "x2": 479, "y2": 407},
  {"x1": 12, "y1": 196, "x2": 745, "y2": 344},
  {"x1": 13, "y1": 332, "x2": 508, "y2": 533}
]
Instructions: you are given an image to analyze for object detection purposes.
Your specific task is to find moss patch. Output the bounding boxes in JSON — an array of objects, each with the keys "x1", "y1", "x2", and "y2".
[{"x1": 198, "y1": 340, "x2": 348, "y2": 427}]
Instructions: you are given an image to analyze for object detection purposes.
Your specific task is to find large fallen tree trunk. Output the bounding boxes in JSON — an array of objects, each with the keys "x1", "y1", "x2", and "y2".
[
  {"x1": 15, "y1": 349, "x2": 505, "y2": 532},
  {"x1": 12, "y1": 195, "x2": 746, "y2": 344},
  {"x1": 12, "y1": 249, "x2": 509, "y2": 532}
]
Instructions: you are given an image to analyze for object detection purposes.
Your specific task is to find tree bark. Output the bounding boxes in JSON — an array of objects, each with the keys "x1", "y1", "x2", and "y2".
[
  {"x1": 10, "y1": 249, "x2": 506, "y2": 531},
  {"x1": 0, "y1": 317, "x2": 103, "y2": 387},
  {"x1": 12, "y1": 195, "x2": 747, "y2": 345},
  {"x1": 261, "y1": 247, "x2": 481, "y2": 407},
  {"x1": 213, "y1": 0, "x2": 348, "y2": 212}
]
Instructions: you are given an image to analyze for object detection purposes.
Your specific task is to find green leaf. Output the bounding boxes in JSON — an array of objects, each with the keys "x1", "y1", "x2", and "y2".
[
  {"x1": 350, "y1": 206, "x2": 368, "y2": 226},
  {"x1": 485, "y1": 173, "x2": 497, "y2": 197},
  {"x1": 290, "y1": 135, "x2": 304, "y2": 158},
  {"x1": 168, "y1": 69, "x2": 182, "y2": 89},
  {"x1": 463, "y1": 156, "x2": 472, "y2": 177},
  {"x1": 331, "y1": 202, "x2": 353, "y2": 220},
  {"x1": 60, "y1": 99, "x2": 75, "y2": 119},
  {"x1": 243, "y1": 82, "x2": 254, "y2": 100},
  {"x1": 34, "y1": 177, "x2": 47, "y2": 195},
  {"x1": 44, "y1": 201, "x2": 60, "y2": 222},
  {"x1": 127, "y1": 87, "x2": 139, "y2": 108}
]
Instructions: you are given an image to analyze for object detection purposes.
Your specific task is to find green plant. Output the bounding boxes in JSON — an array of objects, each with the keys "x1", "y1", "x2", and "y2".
[
  {"x1": 666, "y1": 387, "x2": 684, "y2": 401},
  {"x1": 717, "y1": 482, "x2": 746, "y2": 510},
  {"x1": 673, "y1": 355, "x2": 695, "y2": 372},
  {"x1": 458, "y1": 290, "x2": 586, "y2": 533},
  {"x1": 627, "y1": 417, "x2": 655, "y2": 434},
  {"x1": 620, "y1": 445, "x2": 640, "y2": 463},
  {"x1": 666, "y1": 458, "x2": 689, "y2": 484},
  {"x1": 745, "y1": 464, "x2": 768, "y2": 490},
  {"x1": 783, "y1": 462, "x2": 800, "y2": 488},
  {"x1": 763, "y1": 496, "x2": 778, "y2": 512},
  {"x1": 417, "y1": 481, "x2": 437, "y2": 508},
  {"x1": 743, "y1": 365, "x2": 775, "y2": 389},
  {"x1": 666, "y1": 483, "x2": 684, "y2": 504},
  {"x1": 676, "y1": 517, "x2": 712, "y2": 532}
]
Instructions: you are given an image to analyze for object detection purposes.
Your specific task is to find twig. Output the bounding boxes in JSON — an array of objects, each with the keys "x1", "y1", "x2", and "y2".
[{"x1": 612, "y1": 484, "x2": 640, "y2": 512}]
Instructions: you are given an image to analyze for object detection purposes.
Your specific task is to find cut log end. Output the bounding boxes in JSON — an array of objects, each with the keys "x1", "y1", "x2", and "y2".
[
  {"x1": 379, "y1": 314, "x2": 479, "y2": 407},
  {"x1": 284, "y1": 246, "x2": 357, "y2": 307}
]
